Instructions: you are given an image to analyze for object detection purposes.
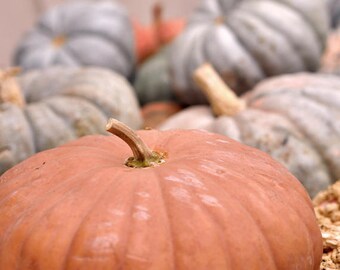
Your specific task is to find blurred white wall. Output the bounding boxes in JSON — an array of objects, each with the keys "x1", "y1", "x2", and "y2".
[{"x1": 0, "y1": 0, "x2": 199, "y2": 68}]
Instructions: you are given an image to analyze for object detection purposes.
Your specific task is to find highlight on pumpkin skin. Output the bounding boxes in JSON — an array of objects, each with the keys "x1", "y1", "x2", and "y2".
[
  {"x1": 193, "y1": 63, "x2": 246, "y2": 116},
  {"x1": 0, "y1": 67, "x2": 25, "y2": 108},
  {"x1": 106, "y1": 118, "x2": 165, "y2": 168}
]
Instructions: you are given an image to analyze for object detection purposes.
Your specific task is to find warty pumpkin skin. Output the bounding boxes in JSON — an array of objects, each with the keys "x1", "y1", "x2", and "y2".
[
  {"x1": 0, "y1": 119, "x2": 322, "y2": 270},
  {"x1": 14, "y1": 0, "x2": 135, "y2": 78},
  {"x1": 170, "y1": 0, "x2": 329, "y2": 104},
  {"x1": 0, "y1": 67, "x2": 142, "y2": 175},
  {"x1": 160, "y1": 64, "x2": 340, "y2": 197}
]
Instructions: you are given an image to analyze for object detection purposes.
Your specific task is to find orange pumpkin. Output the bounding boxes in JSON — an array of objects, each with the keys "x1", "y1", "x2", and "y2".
[
  {"x1": 0, "y1": 119, "x2": 322, "y2": 269},
  {"x1": 141, "y1": 101, "x2": 182, "y2": 128},
  {"x1": 133, "y1": 3, "x2": 185, "y2": 63}
]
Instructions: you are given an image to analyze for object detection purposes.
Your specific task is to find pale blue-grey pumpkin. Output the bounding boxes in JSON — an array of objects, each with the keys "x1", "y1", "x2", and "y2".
[
  {"x1": 14, "y1": 0, "x2": 135, "y2": 78},
  {"x1": 170, "y1": 0, "x2": 329, "y2": 105},
  {"x1": 160, "y1": 65, "x2": 340, "y2": 197},
  {"x1": 0, "y1": 67, "x2": 142, "y2": 175}
]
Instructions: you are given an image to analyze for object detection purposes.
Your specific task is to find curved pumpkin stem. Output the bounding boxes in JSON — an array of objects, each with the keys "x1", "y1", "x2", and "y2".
[
  {"x1": 0, "y1": 67, "x2": 25, "y2": 108},
  {"x1": 106, "y1": 118, "x2": 165, "y2": 168},
  {"x1": 193, "y1": 64, "x2": 245, "y2": 117},
  {"x1": 153, "y1": 2, "x2": 163, "y2": 45}
]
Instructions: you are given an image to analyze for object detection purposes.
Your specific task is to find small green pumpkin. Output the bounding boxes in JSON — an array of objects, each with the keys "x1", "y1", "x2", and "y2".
[{"x1": 134, "y1": 46, "x2": 175, "y2": 105}]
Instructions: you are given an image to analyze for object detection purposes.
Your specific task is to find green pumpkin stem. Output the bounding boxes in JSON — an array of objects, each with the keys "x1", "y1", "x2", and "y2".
[
  {"x1": 106, "y1": 118, "x2": 165, "y2": 168},
  {"x1": 0, "y1": 67, "x2": 25, "y2": 108},
  {"x1": 193, "y1": 63, "x2": 245, "y2": 117}
]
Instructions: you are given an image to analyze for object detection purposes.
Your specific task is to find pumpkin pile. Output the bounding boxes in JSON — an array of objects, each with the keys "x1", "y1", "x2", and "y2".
[
  {"x1": 1, "y1": 0, "x2": 339, "y2": 268},
  {"x1": 160, "y1": 64, "x2": 340, "y2": 197},
  {"x1": 14, "y1": 0, "x2": 136, "y2": 79},
  {"x1": 169, "y1": 0, "x2": 329, "y2": 104},
  {"x1": 0, "y1": 119, "x2": 323, "y2": 269}
]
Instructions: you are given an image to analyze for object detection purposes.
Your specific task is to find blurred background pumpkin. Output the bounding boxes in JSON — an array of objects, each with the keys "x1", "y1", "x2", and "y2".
[
  {"x1": 160, "y1": 64, "x2": 340, "y2": 197},
  {"x1": 0, "y1": 0, "x2": 199, "y2": 68},
  {"x1": 170, "y1": 0, "x2": 330, "y2": 105},
  {"x1": 0, "y1": 66, "x2": 142, "y2": 174}
]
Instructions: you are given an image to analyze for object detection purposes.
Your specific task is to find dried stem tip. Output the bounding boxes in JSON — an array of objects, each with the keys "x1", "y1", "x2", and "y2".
[{"x1": 106, "y1": 118, "x2": 165, "y2": 168}]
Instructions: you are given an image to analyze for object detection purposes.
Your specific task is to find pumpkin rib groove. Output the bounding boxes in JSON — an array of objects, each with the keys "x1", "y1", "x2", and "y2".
[
  {"x1": 236, "y1": 7, "x2": 306, "y2": 70},
  {"x1": 247, "y1": 106, "x2": 333, "y2": 180},
  {"x1": 183, "y1": 28, "x2": 211, "y2": 104},
  {"x1": 227, "y1": 11, "x2": 300, "y2": 76},
  {"x1": 191, "y1": 166, "x2": 279, "y2": 269},
  {"x1": 36, "y1": 21, "x2": 55, "y2": 38},
  {"x1": 44, "y1": 97, "x2": 107, "y2": 137},
  {"x1": 153, "y1": 168, "x2": 179, "y2": 269},
  {"x1": 56, "y1": 46, "x2": 81, "y2": 66},
  {"x1": 196, "y1": 160, "x2": 317, "y2": 269},
  {"x1": 17, "y1": 167, "x2": 116, "y2": 270},
  {"x1": 253, "y1": 96, "x2": 339, "y2": 180},
  {"x1": 184, "y1": 167, "x2": 245, "y2": 268},
  {"x1": 239, "y1": 1, "x2": 319, "y2": 71},
  {"x1": 23, "y1": 103, "x2": 74, "y2": 152},
  {"x1": 41, "y1": 101, "x2": 76, "y2": 135},
  {"x1": 115, "y1": 172, "x2": 140, "y2": 269},
  {"x1": 61, "y1": 95, "x2": 115, "y2": 121},
  {"x1": 66, "y1": 30, "x2": 133, "y2": 65},
  {"x1": 61, "y1": 170, "x2": 125, "y2": 269},
  {"x1": 248, "y1": 87, "x2": 340, "y2": 110},
  {"x1": 276, "y1": 1, "x2": 322, "y2": 48},
  {"x1": 203, "y1": 24, "x2": 265, "y2": 90},
  {"x1": 220, "y1": 23, "x2": 266, "y2": 78},
  {"x1": 0, "y1": 148, "x2": 117, "y2": 200},
  {"x1": 22, "y1": 108, "x2": 37, "y2": 154},
  {"x1": 0, "y1": 167, "x2": 105, "y2": 268}
]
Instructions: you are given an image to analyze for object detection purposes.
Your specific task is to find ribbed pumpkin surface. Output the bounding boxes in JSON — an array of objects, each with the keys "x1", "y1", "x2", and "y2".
[
  {"x1": 14, "y1": 0, "x2": 135, "y2": 78},
  {"x1": 0, "y1": 129, "x2": 322, "y2": 269},
  {"x1": 170, "y1": 0, "x2": 329, "y2": 104},
  {"x1": 0, "y1": 67, "x2": 142, "y2": 174},
  {"x1": 160, "y1": 73, "x2": 340, "y2": 197}
]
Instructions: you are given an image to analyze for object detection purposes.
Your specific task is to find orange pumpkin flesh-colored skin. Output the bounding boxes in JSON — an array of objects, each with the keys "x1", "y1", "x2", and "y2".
[
  {"x1": 133, "y1": 4, "x2": 185, "y2": 63},
  {"x1": 132, "y1": 20, "x2": 159, "y2": 64},
  {"x1": 133, "y1": 19, "x2": 185, "y2": 63},
  {"x1": 0, "y1": 129, "x2": 322, "y2": 269},
  {"x1": 142, "y1": 101, "x2": 183, "y2": 128}
]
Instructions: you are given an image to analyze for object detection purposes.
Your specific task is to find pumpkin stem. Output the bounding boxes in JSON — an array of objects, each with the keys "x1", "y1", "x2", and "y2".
[
  {"x1": 106, "y1": 118, "x2": 165, "y2": 168},
  {"x1": 153, "y1": 2, "x2": 164, "y2": 45},
  {"x1": 0, "y1": 67, "x2": 25, "y2": 108},
  {"x1": 193, "y1": 63, "x2": 245, "y2": 116}
]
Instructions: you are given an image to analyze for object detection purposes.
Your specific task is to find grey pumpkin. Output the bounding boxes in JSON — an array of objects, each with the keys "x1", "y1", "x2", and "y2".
[
  {"x1": 321, "y1": 0, "x2": 340, "y2": 75},
  {"x1": 326, "y1": 0, "x2": 340, "y2": 27},
  {"x1": 160, "y1": 64, "x2": 340, "y2": 197},
  {"x1": 14, "y1": 0, "x2": 135, "y2": 79},
  {"x1": 134, "y1": 46, "x2": 176, "y2": 105},
  {"x1": 0, "y1": 67, "x2": 142, "y2": 175},
  {"x1": 170, "y1": 0, "x2": 329, "y2": 105}
]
